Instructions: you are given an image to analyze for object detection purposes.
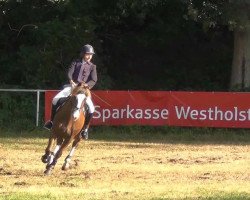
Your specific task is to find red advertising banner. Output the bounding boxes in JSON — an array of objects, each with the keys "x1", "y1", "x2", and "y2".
[{"x1": 45, "y1": 91, "x2": 250, "y2": 128}]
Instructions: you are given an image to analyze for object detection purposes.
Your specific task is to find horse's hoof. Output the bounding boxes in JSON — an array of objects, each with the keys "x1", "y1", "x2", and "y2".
[
  {"x1": 44, "y1": 168, "x2": 52, "y2": 176},
  {"x1": 41, "y1": 155, "x2": 48, "y2": 163},
  {"x1": 62, "y1": 162, "x2": 70, "y2": 171},
  {"x1": 44, "y1": 165, "x2": 54, "y2": 175}
]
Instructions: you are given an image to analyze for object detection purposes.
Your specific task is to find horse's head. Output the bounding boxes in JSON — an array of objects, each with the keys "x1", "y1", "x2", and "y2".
[
  {"x1": 71, "y1": 82, "x2": 91, "y2": 97},
  {"x1": 70, "y1": 83, "x2": 90, "y2": 121}
]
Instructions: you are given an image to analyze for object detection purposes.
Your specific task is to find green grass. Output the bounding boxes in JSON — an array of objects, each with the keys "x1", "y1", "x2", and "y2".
[
  {"x1": 1, "y1": 192, "x2": 250, "y2": 200},
  {"x1": 1, "y1": 126, "x2": 250, "y2": 145},
  {"x1": 1, "y1": 193, "x2": 55, "y2": 200},
  {"x1": 92, "y1": 126, "x2": 250, "y2": 145}
]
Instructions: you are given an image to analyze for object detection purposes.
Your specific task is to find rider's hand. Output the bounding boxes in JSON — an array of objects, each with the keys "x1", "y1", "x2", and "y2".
[
  {"x1": 82, "y1": 83, "x2": 89, "y2": 88},
  {"x1": 70, "y1": 80, "x2": 77, "y2": 87}
]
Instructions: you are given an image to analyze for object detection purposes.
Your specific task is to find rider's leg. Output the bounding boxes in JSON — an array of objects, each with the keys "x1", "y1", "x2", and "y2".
[
  {"x1": 44, "y1": 87, "x2": 71, "y2": 130},
  {"x1": 51, "y1": 96, "x2": 68, "y2": 120},
  {"x1": 80, "y1": 96, "x2": 95, "y2": 139},
  {"x1": 44, "y1": 104, "x2": 58, "y2": 130},
  {"x1": 80, "y1": 112, "x2": 93, "y2": 139}
]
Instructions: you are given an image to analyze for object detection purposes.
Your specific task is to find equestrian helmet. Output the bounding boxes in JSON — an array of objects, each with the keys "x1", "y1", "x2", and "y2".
[{"x1": 81, "y1": 44, "x2": 95, "y2": 55}]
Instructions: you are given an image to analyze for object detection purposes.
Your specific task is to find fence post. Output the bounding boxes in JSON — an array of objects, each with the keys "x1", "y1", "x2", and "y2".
[
  {"x1": 36, "y1": 90, "x2": 40, "y2": 126},
  {"x1": 0, "y1": 89, "x2": 46, "y2": 127}
]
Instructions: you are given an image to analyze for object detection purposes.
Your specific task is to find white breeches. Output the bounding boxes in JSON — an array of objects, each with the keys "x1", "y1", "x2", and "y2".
[{"x1": 52, "y1": 86, "x2": 95, "y2": 114}]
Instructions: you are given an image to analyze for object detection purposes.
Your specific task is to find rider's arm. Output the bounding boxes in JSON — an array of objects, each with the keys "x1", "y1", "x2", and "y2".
[
  {"x1": 68, "y1": 61, "x2": 76, "y2": 81},
  {"x1": 86, "y1": 65, "x2": 97, "y2": 89}
]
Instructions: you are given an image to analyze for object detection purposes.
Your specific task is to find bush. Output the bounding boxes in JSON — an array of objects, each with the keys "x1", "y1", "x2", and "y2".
[{"x1": 0, "y1": 92, "x2": 38, "y2": 130}]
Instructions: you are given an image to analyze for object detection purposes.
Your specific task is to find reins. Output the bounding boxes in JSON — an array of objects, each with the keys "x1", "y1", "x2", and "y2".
[
  {"x1": 71, "y1": 81, "x2": 112, "y2": 107},
  {"x1": 90, "y1": 91, "x2": 112, "y2": 107}
]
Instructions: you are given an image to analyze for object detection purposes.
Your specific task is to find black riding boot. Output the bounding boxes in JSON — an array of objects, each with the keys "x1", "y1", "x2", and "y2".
[
  {"x1": 80, "y1": 113, "x2": 94, "y2": 139},
  {"x1": 44, "y1": 97, "x2": 68, "y2": 130},
  {"x1": 57, "y1": 97, "x2": 68, "y2": 106},
  {"x1": 44, "y1": 104, "x2": 58, "y2": 130}
]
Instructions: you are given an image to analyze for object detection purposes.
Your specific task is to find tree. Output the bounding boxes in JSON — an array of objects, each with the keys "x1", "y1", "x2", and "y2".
[
  {"x1": 91, "y1": 0, "x2": 232, "y2": 90},
  {"x1": 186, "y1": 0, "x2": 250, "y2": 90},
  {"x1": 0, "y1": 0, "x2": 233, "y2": 91},
  {"x1": 0, "y1": 0, "x2": 113, "y2": 89}
]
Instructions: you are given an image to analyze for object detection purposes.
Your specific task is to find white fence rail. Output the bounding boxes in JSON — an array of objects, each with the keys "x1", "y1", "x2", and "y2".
[{"x1": 0, "y1": 89, "x2": 47, "y2": 126}]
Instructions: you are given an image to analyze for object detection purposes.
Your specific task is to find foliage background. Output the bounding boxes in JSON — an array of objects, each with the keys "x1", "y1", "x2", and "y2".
[
  {"x1": 0, "y1": 0, "x2": 233, "y2": 91},
  {"x1": 0, "y1": 0, "x2": 234, "y2": 128}
]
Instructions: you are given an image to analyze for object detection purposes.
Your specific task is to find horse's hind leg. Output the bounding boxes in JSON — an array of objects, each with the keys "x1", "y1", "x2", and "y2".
[{"x1": 62, "y1": 137, "x2": 81, "y2": 170}]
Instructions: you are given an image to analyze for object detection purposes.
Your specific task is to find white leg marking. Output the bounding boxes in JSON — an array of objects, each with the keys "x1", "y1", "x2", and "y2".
[
  {"x1": 69, "y1": 147, "x2": 76, "y2": 157},
  {"x1": 54, "y1": 145, "x2": 61, "y2": 155}
]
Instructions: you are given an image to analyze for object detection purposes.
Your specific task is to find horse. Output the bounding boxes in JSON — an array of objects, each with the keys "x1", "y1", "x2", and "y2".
[{"x1": 41, "y1": 83, "x2": 90, "y2": 175}]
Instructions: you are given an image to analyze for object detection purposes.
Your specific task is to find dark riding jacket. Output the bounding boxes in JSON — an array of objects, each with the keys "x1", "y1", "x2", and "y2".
[{"x1": 68, "y1": 59, "x2": 97, "y2": 89}]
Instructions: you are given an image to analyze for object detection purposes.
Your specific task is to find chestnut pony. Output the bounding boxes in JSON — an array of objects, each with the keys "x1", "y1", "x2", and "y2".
[{"x1": 41, "y1": 83, "x2": 90, "y2": 175}]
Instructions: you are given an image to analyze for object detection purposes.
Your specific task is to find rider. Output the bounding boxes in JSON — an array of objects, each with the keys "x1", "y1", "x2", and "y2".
[{"x1": 44, "y1": 44, "x2": 97, "y2": 139}]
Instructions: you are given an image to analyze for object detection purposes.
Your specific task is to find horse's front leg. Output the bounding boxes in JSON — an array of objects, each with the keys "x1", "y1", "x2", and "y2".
[
  {"x1": 41, "y1": 133, "x2": 57, "y2": 163},
  {"x1": 62, "y1": 136, "x2": 81, "y2": 171},
  {"x1": 44, "y1": 136, "x2": 71, "y2": 175},
  {"x1": 46, "y1": 144, "x2": 61, "y2": 166}
]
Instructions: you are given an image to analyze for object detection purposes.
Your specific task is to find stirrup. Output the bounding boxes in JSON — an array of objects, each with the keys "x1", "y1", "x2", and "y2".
[{"x1": 44, "y1": 121, "x2": 53, "y2": 130}]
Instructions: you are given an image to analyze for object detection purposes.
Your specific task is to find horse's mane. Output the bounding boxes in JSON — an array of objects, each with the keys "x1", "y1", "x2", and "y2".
[{"x1": 71, "y1": 83, "x2": 90, "y2": 97}]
